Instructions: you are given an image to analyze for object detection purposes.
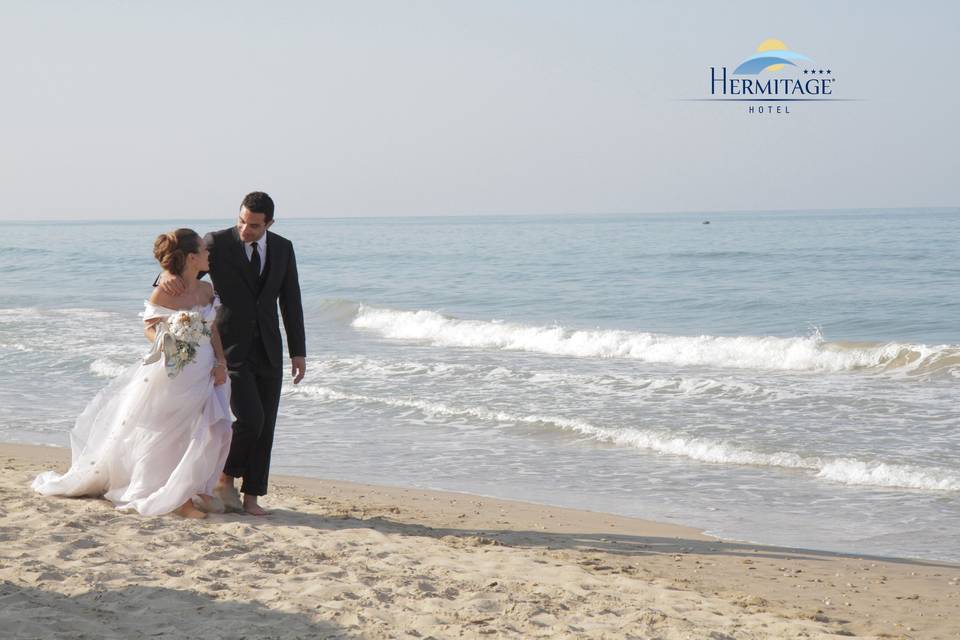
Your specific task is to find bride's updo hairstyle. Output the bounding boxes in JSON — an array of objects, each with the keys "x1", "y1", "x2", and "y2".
[{"x1": 153, "y1": 228, "x2": 201, "y2": 276}]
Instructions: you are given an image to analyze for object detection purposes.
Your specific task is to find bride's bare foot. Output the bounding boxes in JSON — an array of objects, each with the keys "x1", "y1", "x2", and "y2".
[
  {"x1": 174, "y1": 500, "x2": 208, "y2": 519},
  {"x1": 243, "y1": 495, "x2": 269, "y2": 516}
]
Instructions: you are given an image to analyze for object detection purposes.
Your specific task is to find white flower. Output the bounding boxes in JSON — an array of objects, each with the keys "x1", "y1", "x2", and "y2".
[{"x1": 161, "y1": 311, "x2": 212, "y2": 377}]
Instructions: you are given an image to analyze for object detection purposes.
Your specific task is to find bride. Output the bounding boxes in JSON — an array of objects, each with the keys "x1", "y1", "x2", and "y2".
[{"x1": 33, "y1": 229, "x2": 233, "y2": 519}]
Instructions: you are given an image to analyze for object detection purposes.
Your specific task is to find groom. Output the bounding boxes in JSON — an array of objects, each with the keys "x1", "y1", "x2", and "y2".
[{"x1": 160, "y1": 191, "x2": 306, "y2": 515}]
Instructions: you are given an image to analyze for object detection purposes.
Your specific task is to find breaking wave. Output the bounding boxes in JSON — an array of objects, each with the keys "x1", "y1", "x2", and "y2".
[{"x1": 345, "y1": 303, "x2": 957, "y2": 375}]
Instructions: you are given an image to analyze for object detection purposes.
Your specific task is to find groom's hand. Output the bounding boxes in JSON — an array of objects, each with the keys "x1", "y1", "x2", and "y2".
[
  {"x1": 291, "y1": 356, "x2": 306, "y2": 384},
  {"x1": 157, "y1": 272, "x2": 186, "y2": 296}
]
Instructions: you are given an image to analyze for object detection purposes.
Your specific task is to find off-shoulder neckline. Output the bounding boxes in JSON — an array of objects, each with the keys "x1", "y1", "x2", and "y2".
[{"x1": 143, "y1": 300, "x2": 215, "y2": 312}]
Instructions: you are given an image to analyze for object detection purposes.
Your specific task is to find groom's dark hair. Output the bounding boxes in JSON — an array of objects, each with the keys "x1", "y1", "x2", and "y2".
[{"x1": 241, "y1": 191, "x2": 275, "y2": 222}]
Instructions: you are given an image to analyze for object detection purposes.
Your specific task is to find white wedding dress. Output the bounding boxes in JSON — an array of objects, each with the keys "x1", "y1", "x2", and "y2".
[{"x1": 33, "y1": 299, "x2": 233, "y2": 515}]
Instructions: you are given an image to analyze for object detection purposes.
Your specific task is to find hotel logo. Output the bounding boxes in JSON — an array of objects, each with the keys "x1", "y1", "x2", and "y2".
[{"x1": 701, "y1": 39, "x2": 848, "y2": 115}]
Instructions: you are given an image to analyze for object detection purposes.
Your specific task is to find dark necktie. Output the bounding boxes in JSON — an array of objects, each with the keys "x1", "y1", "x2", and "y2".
[{"x1": 250, "y1": 242, "x2": 261, "y2": 277}]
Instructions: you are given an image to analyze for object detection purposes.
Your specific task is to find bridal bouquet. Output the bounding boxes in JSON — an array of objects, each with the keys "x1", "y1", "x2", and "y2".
[{"x1": 161, "y1": 311, "x2": 212, "y2": 377}]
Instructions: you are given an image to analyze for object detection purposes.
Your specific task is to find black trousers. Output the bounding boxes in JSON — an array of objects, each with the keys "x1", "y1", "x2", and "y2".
[{"x1": 223, "y1": 336, "x2": 283, "y2": 496}]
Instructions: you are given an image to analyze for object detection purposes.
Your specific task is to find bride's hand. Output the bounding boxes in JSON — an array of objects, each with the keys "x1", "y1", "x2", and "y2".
[{"x1": 212, "y1": 362, "x2": 227, "y2": 386}]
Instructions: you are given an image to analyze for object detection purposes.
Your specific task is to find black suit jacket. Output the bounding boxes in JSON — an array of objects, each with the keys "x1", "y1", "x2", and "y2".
[{"x1": 203, "y1": 227, "x2": 306, "y2": 369}]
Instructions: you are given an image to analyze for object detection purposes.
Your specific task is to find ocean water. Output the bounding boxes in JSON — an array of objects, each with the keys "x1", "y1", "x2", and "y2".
[{"x1": 2, "y1": 209, "x2": 958, "y2": 562}]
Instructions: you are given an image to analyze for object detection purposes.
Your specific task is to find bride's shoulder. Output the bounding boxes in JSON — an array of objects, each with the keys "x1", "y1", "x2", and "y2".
[
  {"x1": 143, "y1": 288, "x2": 177, "y2": 321},
  {"x1": 148, "y1": 287, "x2": 177, "y2": 308}
]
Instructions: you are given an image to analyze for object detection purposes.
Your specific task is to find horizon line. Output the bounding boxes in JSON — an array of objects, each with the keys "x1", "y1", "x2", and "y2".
[{"x1": 4, "y1": 205, "x2": 958, "y2": 225}]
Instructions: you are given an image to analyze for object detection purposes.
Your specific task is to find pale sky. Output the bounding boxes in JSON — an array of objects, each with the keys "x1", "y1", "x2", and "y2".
[{"x1": 2, "y1": 1, "x2": 957, "y2": 220}]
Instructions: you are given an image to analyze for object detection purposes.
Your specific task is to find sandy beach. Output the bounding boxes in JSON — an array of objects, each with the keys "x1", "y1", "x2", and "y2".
[{"x1": 1, "y1": 442, "x2": 957, "y2": 639}]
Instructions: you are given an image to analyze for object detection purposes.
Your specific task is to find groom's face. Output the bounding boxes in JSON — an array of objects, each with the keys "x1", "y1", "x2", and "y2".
[{"x1": 237, "y1": 207, "x2": 273, "y2": 243}]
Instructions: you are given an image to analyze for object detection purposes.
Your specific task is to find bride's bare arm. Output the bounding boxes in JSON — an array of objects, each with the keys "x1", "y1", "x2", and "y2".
[
  {"x1": 211, "y1": 323, "x2": 227, "y2": 385},
  {"x1": 144, "y1": 318, "x2": 163, "y2": 342},
  {"x1": 144, "y1": 286, "x2": 177, "y2": 342},
  {"x1": 204, "y1": 282, "x2": 227, "y2": 385}
]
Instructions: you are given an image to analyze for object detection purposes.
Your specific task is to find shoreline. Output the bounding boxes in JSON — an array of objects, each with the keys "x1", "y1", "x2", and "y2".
[
  {"x1": 13, "y1": 439, "x2": 953, "y2": 565},
  {"x1": 3, "y1": 442, "x2": 959, "y2": 638}
]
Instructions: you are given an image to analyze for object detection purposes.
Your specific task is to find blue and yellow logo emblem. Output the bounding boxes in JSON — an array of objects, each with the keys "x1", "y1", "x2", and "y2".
[
  {"x1": 701, "y1": 39, "x2": 849, "y2": 113},
  {"x1": 733, "y1": 39, "x2": 812, "y2": 75}
]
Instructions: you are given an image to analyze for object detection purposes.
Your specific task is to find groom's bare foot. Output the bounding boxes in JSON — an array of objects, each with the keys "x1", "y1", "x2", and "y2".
[
  {"x1": 243, "y1": 495, "x2": 269, "y2": 516},
  {"x1": 174, "y1": 500, "x2": 208, "y2": 519}
]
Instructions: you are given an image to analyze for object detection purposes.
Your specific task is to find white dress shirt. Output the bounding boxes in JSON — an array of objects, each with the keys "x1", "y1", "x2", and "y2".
[{"x1": 244, "y1": 236, "x2": 267, "y2": 276}]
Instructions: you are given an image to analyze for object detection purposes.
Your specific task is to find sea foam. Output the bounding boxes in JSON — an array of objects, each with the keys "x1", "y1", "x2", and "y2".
[
  {"x1": 90, "y1": 359, "x2": 128, "y2": 378},
  {"x1": 311, "y1": 355, "x2": 779, "y2": 399},
  {"x1": 350, "y1": 304, "x2": 956, "y2": 374},
  {"x1": 292, "y1": 384, "x2": 960, "y2": 492}
]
